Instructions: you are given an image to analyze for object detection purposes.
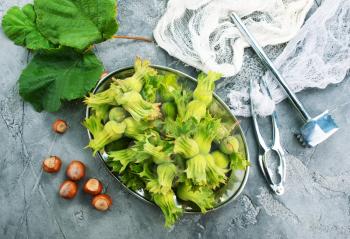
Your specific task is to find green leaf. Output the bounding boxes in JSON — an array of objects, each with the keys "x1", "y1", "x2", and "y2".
[
  {"x1": 1, "y1": 4, "x2": 54, "y2": 50},
  {"x1": 19, "y1": 50, "x2": 103, "y2": 112},
  {"x1": 34, "y1": 0, "x2": 118, "y2": 50}
]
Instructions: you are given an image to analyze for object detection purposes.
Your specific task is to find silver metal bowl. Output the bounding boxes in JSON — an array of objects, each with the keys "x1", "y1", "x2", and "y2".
[{"x1": 86, "y1": 65, "x2": 250, "y2": 213}]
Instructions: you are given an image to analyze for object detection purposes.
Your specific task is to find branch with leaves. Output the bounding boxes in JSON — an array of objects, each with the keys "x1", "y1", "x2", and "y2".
[{"x1": 1, "y1": 0, "x2": 152, "y2": 112}]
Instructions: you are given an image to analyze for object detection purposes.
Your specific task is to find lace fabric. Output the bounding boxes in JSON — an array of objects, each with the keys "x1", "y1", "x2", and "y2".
[
  {"x1": 227, "y1": 0, "x2": 350, "y2": 116},
  {"x1": 154, "y1": 0, "x2": 314, "y2": 77},
  {"x1": 154, "y1": 0, "x2": 350, "y2": 116},
  {"x1": 263, "y1": 0, "x2": 350, "y2": 108}
]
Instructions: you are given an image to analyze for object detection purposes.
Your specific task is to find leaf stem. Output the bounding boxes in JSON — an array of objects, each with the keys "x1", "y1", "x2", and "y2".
[{"x1": 112, "y1": 35, "x2": 153, "y2": 43}]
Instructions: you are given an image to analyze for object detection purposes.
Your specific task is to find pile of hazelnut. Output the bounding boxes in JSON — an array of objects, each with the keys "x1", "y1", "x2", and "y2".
[{"x1": 43, "y1": 119, "x2": 112, "y2": 211}]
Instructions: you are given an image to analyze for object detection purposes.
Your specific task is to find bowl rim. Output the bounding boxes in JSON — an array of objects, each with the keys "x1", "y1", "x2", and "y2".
[{"x1": 86, "y1": 65, "x2": 250, "y2": 213}]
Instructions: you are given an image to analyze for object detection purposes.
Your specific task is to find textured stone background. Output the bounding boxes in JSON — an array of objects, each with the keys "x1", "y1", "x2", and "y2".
[{"x1": 1, "y1": 0, "x2": 350, "y2": 238}]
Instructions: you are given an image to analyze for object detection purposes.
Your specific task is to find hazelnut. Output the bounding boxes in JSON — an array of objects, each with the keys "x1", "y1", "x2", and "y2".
[
  {"x1": 42, "y1": 156, "x2": 62, "y2": 173},
  {"x1": 92, "y1": 194, "x2": 112, "y2": 211},
  {"x1": 83, "y1": 178, "x2": 103, "y2": 195},
  {"x1": 66, "y1": 160, "x2": 86, "y2": 181},
  {"x1": 52, "y1": 119, "x2": 68, "y2": 134},
  {"x1": 59, "y1": 180, "x2": 78, "y2": 199}
]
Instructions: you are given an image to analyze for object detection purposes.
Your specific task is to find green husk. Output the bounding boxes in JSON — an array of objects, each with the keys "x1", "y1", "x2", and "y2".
[
  {"x1": 142, "y1": 139, "x2": 173, "y2": 164},
  {"x1": 220, "y1": 136, "x2": 240, "y2": 155},
  {"x1": 87, "y1": 121, "x2": 126, "y2": 155},
  {"x1": 230, "y1": 152, "x2": 250, "y2": 171},
  {"x1": 193, "y1": 115, "x2": 221, "y2": 153},
  {"x1": 108, "y1": 146, "x2": 149, "y2": 173},
  {"x1": 114, "y1": 58, "x2": 156, "y2": 93},
  {"x1": 152, "y1": 191, "x2": 183, "y2": 228},
  {"x1": 184, "y1": 100, "x2": 206, "y2": 122},
  {"x1": 174, "y1": 136, "x2": 199, "y2": 159},
  {"x1": 177, "y1": 181, "x2": 215, "y2": 213},
  {"x1": 117, "y1": 91, "x2": 162, "y2": 121},
  {"x1": 146, "y1": 163, "x2": 177, "y2": 194},
  {"x1": 193, "y1": 71, "x2": 222, "y2": 106},
  {"x1": 211, "y1": 150, "x2": 229, "y2": 169},
  {"x1": 159, "y1": 73, "x2": 180, "y2": 102},
  {"x1": 161, "y1": 102, "x2": 177, "y2": 120},
  {"x1": 185, "y1": 154, "x2": 227, "y2": 188},
  {"x1": 83, "y1": 114, "x2": 104, "y2": 138},
  {"x1": 82, "y1": 58, "x2": 245, "y2": 228},
  {"x1": 109, "y1": 107, "x2": 128, "y2": 122},
  {"x1": 84, "y1": 84, "x2": 123, "y2": 107},
  {"x1": 123, "y1": 117, "x2": 151, "y2": 140}
]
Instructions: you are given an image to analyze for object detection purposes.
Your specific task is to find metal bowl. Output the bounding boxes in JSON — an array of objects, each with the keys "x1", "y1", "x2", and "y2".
[{"x1": 86, "y1": 65, "x2": 250, "y2": 213}]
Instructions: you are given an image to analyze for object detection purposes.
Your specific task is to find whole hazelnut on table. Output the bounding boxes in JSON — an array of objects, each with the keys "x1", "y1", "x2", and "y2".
[
  {"x1": 66, "y1": 160, "x2": 86, "y2": 181},
  {"x1": 52, "y1": 119, "x2": 68, "y2": 134},
  {"x1": 42, "y1": 156, "x2": 62, "y2": 173},
  {"x1": 83, "y1": 178, "x2": 103, "y2": 195},
  {"x1": 92, "y1": 194, "x2": 112, "y2": 211},
  {"x1": 59, "y1": 180, "x2": 78, "y2": 199}
]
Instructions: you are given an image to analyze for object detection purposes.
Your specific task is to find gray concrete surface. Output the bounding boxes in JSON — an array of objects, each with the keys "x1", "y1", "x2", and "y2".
[{"x1": 1, "y1": 0, "x2": 350, "y2": 238}]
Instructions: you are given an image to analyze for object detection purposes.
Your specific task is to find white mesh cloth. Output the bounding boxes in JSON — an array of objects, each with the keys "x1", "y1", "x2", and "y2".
[
  {"x1": 154, "y1": 0, "x2": 350, "y2": 116},
  {"x1": 154, "y1": 0, "x2": 314, "y2": 77},
  {"x1": 227, "y1": 0, "x2": 350, "y2": 116},
  {"x1": 261, "y1": 0, "x2": 350, "y2": 113}
]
